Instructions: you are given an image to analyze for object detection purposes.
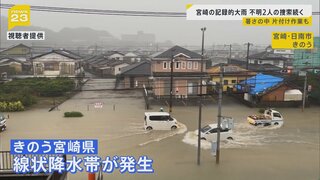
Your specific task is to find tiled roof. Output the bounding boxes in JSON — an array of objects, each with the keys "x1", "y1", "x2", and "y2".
[
  {"x1": 153, "y1": 45, "x2": 202, "y2": 59},
  {"x1": 32, "y1": 50, "x2": 82, "y2": 60},
  {"x1": 120, "y1": 61, "x2": 151, "y2": 76}
]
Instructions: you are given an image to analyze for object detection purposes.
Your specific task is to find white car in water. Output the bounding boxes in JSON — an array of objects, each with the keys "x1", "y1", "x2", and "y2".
[
  {"x1": 144, "y1": 112, "x2": 178, "y2": 130},
  {"x1": 200, "y1": 123, "x2": 233, "y2": 141}
]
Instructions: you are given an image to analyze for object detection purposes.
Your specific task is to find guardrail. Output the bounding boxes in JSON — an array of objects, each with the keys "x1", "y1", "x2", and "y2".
[{"x1": 0, "y1": 151, "x2": 67, "y2": 180}]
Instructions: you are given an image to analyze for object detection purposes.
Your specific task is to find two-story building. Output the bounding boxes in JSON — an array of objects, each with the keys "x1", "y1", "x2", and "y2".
[{"x1": 151, "y1": 46, "x2": 206, "y2": 98}]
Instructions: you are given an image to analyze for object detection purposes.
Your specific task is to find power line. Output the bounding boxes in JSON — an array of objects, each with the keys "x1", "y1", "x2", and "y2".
[
  {"x1": 1, "y1": 4, "x2": 319, "y2": 17},
  {"x1": 0, "y1": 4, "x2": 185, "y2": 17}
]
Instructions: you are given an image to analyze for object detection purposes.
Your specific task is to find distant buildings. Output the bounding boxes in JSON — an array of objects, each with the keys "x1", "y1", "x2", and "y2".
[
  {"x1": 121, "y1": 31, "x2": 156, "y2": 46},
  {"x1": 293, "y1": 37, "x2": 320, "y2": 73},
  {"x1": 248, "y1": 46, "x2": 292, "y2": 68},
  {"x1": 0, "y1": 43, "x2": 32, "y2": 61},
  {"x1": 83, "y1": 51, "x2": 147, "y2": 77}
]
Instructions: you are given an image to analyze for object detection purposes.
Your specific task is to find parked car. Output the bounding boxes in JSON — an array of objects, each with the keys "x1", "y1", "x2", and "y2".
[
  {"x1": 0, "y1": 113, "x2": 7, "y2": 132},
  {"x1": 200, "y1": 123, "x2": 233, "y2": 141},
  {"x1": 247, "y1": 109, "x2": 284, "y2": 126},
  {"x1": 144, "y1": 112, "x2": 177, "y2": 130}
]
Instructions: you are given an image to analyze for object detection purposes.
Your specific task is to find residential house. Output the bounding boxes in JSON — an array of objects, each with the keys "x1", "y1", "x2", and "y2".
[
  {"x1": 104, "y1": 51, "x2": 124, "y2": 61},
  {"x1": 0, "y1": 57, "x2": 23, "y2": 75},
  {"x1": 293, "y1": 37, "x2": 320, "y2": 73},
  {"x1": 0, "y1": 44, "x2": 33, "y2": 74},
  {"x1": 124, "y1": 52, "x2": 142, "y2": 63},
  {"x1": 248, "y1": 46, "x2": 291, "y2": 68},
  {"x1": 0, "y1": 43, "x2": 32, "y2": 61},
  {"x1": 117, "y1": 61, "x2": 151, "y2": 89},
  {"x1": 151, "y1": 45, "x2": 206, "y2": 98},
  {"x1": 236, "y1": 73, "x2": 302, "y2": 106},
  {"x1": 32, "y1": 50, "x2": 83, "y2": 77},
  {"x1": 207, "y1": 64, "x2": 256, "y2": 92},
  {"x1": 97, "y1": 61, "x2": 129, "y2": 77}
]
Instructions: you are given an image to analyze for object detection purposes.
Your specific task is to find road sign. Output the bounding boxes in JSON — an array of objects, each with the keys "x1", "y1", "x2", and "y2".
[
  {"x1": 211, "y1": 141, "x2": 217, "y2": 156},
  {"x1": 299, "y1": 71, "x2": 307, "y2": 77},
  {"x1": 94, "y1": 102, "x2": 103, "y2": 109}
]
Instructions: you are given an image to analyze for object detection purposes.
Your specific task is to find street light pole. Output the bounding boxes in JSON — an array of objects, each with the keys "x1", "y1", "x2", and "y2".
[{"x1": 197, "y1": 27, "x2": 206, "y2": 165}]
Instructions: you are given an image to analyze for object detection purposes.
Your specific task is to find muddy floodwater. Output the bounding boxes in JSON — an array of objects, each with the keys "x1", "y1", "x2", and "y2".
[{"x1": 0, "y1": 79, "x2": 319, "y2": 180}]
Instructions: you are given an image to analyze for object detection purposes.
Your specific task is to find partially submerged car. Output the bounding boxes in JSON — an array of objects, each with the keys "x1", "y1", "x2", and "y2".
[
  {"x1": 247, "y1": 109, "x2": 284, "y2": 126},
  {"x1": 200, "y1": 123, "x2": 234, "y2": 141},
  {"x1": 144, "y1": 112, "x2": 178, "y2": 130}
]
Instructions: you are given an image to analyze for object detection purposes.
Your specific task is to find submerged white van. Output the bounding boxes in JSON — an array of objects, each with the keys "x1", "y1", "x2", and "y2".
[{"x1": 144, "y1": 112, "x2": 178, "y2": 130}]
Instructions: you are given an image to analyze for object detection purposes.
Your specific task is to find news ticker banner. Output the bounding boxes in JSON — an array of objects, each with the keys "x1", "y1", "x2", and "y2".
[
  {"x1": 13, "y1": 155, "x2": 154, "y2": 174},
  {"x1": 186, "y1": 4, "x2": 312, "y2": 20},
  {"x1": 186, "y1": 4, "x2": 315, "y2": 49},
  {"x1": 7, "y1": 4, "x2": 45, "y2": 40},
  {"x1": 10, "y1": 139, "x2": 154, "y2": 174},
  {"x1": 242, "y1": 17, "x2": 312, "y2": 26}
]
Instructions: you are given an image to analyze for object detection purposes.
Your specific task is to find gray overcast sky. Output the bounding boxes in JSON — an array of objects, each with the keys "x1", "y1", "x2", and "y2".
[{"x1": 1, "y1": 0, "x2": 319, "y2": 46}]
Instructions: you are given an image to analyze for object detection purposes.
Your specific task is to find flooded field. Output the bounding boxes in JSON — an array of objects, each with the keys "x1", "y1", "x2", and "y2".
[{"x1": 0, "y1": 79, "x2": 319, "y2": 180}]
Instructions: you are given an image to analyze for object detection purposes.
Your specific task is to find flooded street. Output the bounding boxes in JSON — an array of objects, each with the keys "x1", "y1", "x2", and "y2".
[{"x1": 1, "y1": 79, "x2": 319, "y2": 180}]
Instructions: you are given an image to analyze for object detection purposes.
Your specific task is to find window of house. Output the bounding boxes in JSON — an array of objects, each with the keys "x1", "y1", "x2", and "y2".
[
  {"x1": 193, "y1": 62, "x2": 198, "y2": 69},
  {"x1": 187, "y1": 62, "x2": 192, "y2": 69},
  {"x1": 175, "y1": 62, "x2": 181, "y2": 69},
  {"x1": 231, "y1": 80, "x2": 236, "y2": 84},
  {"x1": 181, "y1": 62, "x2": 186, "y2": 69},
  {"x1": 163, "y1": 62, "x2": 167, "y2": 69},
  {"x1": 224, "y1": 80, "x2": 228, "y2": 85},
  {"x1": 44, "y1": 62, "x2": 59, "y2": 71}
]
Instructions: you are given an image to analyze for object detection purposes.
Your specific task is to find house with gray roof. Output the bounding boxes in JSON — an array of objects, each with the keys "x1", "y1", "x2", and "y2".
[{"x1": 117, "y1": 61, "x2": 151, "y2": 89}]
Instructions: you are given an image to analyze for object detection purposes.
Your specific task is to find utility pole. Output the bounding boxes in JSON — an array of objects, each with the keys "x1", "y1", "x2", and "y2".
[
  {"x1": 197, "y1": 27, "x2": 206, "y2": 166},
  {"x1": 245, "y1": 43, "x2": 252, "y2": 90},
  {"x1": 169, "y1": 49, "x2": 175, "y2": 113},
  {"x1": 216, "y1": 64, "x2": 223, "y2": 164},
  {"x1": 224, "y1": 44, "x2": 232, "y2": 62},
  {"x1": 245, "y1": 42, "x2": 252, "y2": 70},
  {"x1": 302, "y1": 72, "x2": 307, "y2": 112}
]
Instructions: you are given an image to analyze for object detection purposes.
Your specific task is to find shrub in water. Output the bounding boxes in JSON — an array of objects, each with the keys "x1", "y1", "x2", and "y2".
[{"x1": 64, "y1": 111, "x2": 83, "y2": 117}]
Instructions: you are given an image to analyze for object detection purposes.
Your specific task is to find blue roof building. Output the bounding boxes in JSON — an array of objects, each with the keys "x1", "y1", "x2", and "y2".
[{"x1": 237, "y1": 73, "x2": 284, "y2": 95}]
